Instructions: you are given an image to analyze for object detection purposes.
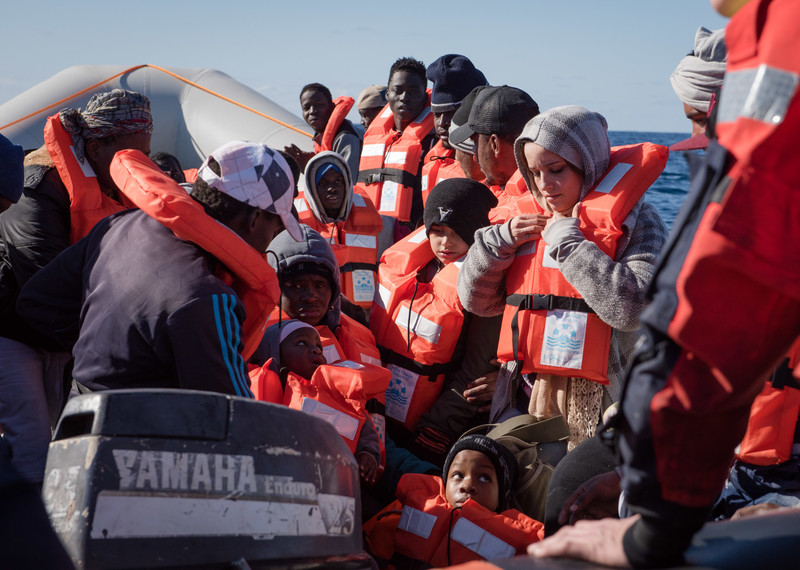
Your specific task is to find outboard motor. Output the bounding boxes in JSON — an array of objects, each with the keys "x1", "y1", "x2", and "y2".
[{"x1": 42, "y1": 389, "x2": 372, "y2": 569}]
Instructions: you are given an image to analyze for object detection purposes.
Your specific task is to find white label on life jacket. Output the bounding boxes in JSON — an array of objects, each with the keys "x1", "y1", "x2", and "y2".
[
  {"x1": 421, "y1": 175, "x2": 429, "y2": 192},
  {"x1": 371, "y1": 413, "x2": 386, "y2": 445},
  {"x1": 396, "y1": 306, "x2": 443, "y2": 345},
  {"x1": 352, "y1": 193, "x2": 367, "y2": 207},
  {"x1": 379, "y1": 181, "x2": 399, "y2": 212},
  {"x1": 450, "y1": 517, "x2": 516, "y2": 559},
  {"x1": 301, "y1": 398, "x2": 360, "y2": 441},
  {"x1": 362, "y1": 143, "x2": 386, "y2": 158},
  {"x1": 542, "y1": 243, "x2": 560, "y2": 269},
  {"x1": 409, "y1": 227, "x2": 428, "y2": 244},
  {"x1": 294, "y1": 198, "x2": 308, "y2": 212},
  {"x1": 594, "y1": 162, "x2": 633, "y2": 195},
  {"x1": 360, "y1": 353, "x2": 381, "y2": 367},
  {"x1": 334, "y1": 360, "x2": 364, "y2": 370},
  {"x1": 398, "y1": 505, "x2": 437, "y2": 539},
  {"x1": 517, "y1": 240, "x2": 538, "y2": 258},
  {"x1": 375, "y1": 283, "x2": 391, "y2": 310},
  {"x1": 345, "y1": 234, "x2": 377, "y2": 249},
  {"x1": 385, "y1": 364, "x2": 419, "y2": 423},
  {"x1": 353, "y1": 269, "x2": 375, "y2": 303},
  {"x1": 70, "y1": 146, "x2": 97, "y2": 178},
  {"x1": 540, "y1": 309, "x2": 587, "y2": 370},
  {"x1": 384, "y1": 151, "x2": 408, "y2": 165},
  {"x1": 323, "y1": 344, "x2": 343, "y2": 364}
]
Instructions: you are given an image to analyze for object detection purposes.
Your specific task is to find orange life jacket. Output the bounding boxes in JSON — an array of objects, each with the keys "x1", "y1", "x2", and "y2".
[
  {"x1": 369, "y1": 226, "x2": 465, "y2": 430},
  {"x1": 43, "y1": 114, "x2": 133, "y2": 244},
  {"x1": 386, "y1": 473, "x2": 543, "y2": 567},
  {"x1": 420, "y1": 141, "x2": 464, "y2": 204},
  {"x1": 487, "y1": 170, "x2": 529, "y2": 224},
  {"x1": 313, "y1": 96, "x2": 355, "y2": 153},
  {"x1": 295, "y1": 191, "x2": 383, "y2": 310},
  {"x1": 737, "y1": 339, "x2": 800, "y2": 465},
  {"x1": 252, "y1": 359, "x2": 387, "y2": 454},
  {"x1": 497, "y1": 143, "x2": 669, "y2": 382},
  {"x1": 355, "y1": 94, "x2": 434, "y2": 222},
  {"x1": 110, "y1": 150, "x2": 281, "y2": 361}
]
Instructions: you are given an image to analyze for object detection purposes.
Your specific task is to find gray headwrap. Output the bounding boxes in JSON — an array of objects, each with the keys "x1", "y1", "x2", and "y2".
[
  {"x1": 58, "y1": 89, "x2": 153, "y2": 163},
  {"x1": 514, "y1": 105, "x2": 610, "y2": 207},
  {"x1": 670, "y1": 27, "x2": 727, "y2": 113}
]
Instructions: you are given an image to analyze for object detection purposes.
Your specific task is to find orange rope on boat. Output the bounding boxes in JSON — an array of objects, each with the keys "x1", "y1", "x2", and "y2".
[{"x1": 0, "y1": 63, "x2": 313, "y2": 138}]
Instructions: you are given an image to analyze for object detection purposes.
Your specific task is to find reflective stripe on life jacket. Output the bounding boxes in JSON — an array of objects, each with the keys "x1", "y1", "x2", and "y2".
[
  {"x1": 43, "y1": 114, "x2": 132, "y2": 244},
  {"x1": 498, "y1": 143, "x2": 669, "y2": 381},
  {"x1": 737, "y1": 339, "x2": 800, "y2": 465},
  {"x1": 295, "y1": 191, "x2": 383, "y2": 309},
  {"x1": 355, "y1": 94, "x2": 434, "y2": 221},
  {"x1": 393, "y1": 473, "x2": 543, "y2": 567},
  {"x1": 421, "y1": 140, "x2": 462, "y2": 204},
  {"x1": 369, "y1": 226, "x2": 465, "y2": 430},
  {"x1": 110, "y1": 150, "x2": 281, "y2": 360},
  {"x1": 314, "y1": 96, "x2": 355, "y2": 153}
]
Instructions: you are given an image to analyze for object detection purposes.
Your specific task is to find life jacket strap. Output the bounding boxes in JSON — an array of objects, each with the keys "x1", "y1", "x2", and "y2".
[
  {"x1": 358, "y1": 168, "x2": 418, "y2": 188},
  {"x1": 506, "y1": 293, "x2": 594, "y2": 314},
  {"x1": 770, "y1": 358, "x2": 800, "y2": 391},
  {"x1": 340, "y1": 261, "x2": 379, "y2": 273},
  {"x1": 378, "y1": 346, "x2": 456, "y2": 380}
]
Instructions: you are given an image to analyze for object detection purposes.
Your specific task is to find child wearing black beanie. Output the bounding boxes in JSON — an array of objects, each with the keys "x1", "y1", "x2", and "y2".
[{"x1": 369, "y1": 178, "x2": 503, "y2": 471}]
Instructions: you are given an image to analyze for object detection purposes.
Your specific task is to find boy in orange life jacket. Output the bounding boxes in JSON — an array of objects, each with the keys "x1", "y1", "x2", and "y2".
[
  {"x1": 253, "y1": 319, "x2": 383, "y2": 485},
  {"x1": 283, "y1": 83, "x2": 362, "y2": 180},
  {"x1": 363, "y1": 434, "x2": 543, "y2": 567},
  {"x1": 370, "y1": 178, "x2": 501, "y2": 467}
]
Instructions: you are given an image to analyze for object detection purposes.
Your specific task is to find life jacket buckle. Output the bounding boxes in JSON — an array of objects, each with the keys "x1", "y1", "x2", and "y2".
[
  {"x1": 532, "y1": 294, "x2": 555, "y2": 311},
  {"x1": 365, "y1": 172, "x2": 385, "y2": 185}
]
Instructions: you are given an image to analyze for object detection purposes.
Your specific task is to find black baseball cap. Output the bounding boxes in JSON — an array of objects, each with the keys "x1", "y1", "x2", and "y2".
[{"x1": 449, "y1": 85, "x2": 539, "y2": 145}]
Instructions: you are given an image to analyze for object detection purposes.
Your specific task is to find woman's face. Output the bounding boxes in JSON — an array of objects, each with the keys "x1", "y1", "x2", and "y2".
[
  {"x1": 523, "y1": 142, "x2": 585, "y2": 216},
  {"x1": 280, "y1": 272, "x2": 333, "y2": 325}
]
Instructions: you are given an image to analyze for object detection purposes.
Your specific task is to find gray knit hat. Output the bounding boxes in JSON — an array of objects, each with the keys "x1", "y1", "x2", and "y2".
[
  {"x1": 670, "y1": 27, "x2": 726, "y2": 113},
  {"x1": 514, "y1": 105, "x2": 610, "y2": 207},
  {"x1": 443, "y1": 434, "x2": 517, "y2": 512}
]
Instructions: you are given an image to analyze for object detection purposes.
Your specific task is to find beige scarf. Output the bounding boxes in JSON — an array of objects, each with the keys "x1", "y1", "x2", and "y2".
[{"x1": 528, "y1": 373, "x2": 604, "y2": 451}]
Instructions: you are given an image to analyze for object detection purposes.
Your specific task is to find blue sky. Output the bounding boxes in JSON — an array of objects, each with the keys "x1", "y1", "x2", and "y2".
[{"x1": 3, "y1": 1, "x2": 729, "y2": 134}]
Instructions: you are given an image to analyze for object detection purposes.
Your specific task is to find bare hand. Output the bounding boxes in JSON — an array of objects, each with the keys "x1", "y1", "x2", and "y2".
[
  {"x1": 463, "y1": 359, "x2": 500, "y2": 413},
  {"x1": 730, "y1": 502, "x2": 786, "y2": 520},
  {"x1": 528, "y1": 515, "x2": 637, "y2": 567},
  {"x1": 356, "y1": 452, "x2": 378, "y2": 485},
  {"x1": 282, "y1": 144, "x2": 314, "y2": 172},
  {"x1": 509, "y1": 214, "x2": 549, "y2": 246},
  {"x1": 558, "y1": 470, "x2": 621, "y2": 526}
]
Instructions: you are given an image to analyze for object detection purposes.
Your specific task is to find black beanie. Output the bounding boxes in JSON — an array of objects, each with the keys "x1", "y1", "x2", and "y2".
[
  {"x1": 426, "y1": 54, "x2": 488, "y2": 113},
  {"x1": 443, "y1": 434, "x2": 517, "y2": 512},
  {"x1": 423, "y1": 178, "x2": 498, "y2": 246}
]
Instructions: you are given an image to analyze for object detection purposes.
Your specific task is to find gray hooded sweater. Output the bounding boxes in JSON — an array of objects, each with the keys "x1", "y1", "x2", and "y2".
[
  {"x1": 456, "y1": 106, "x2": 668, "y2": 398},
  {"x1": 302, "y1": 151, "x2": 354, "y2": 224}
]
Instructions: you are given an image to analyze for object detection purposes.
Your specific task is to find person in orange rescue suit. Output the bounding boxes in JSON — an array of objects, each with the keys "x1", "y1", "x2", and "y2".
[
  {"x1": 354, "y1": 57, "x2": 436, "y2": 257},
  {"x1": 448, "y1": 85, "x2": 539, "y2": 224},
  {"x1": 0, "y1": 89, "x2": 153, "y2": 485},
  {"x1": 420, "y1": 54, "x2": 488, "y2": 204},
  {"x1": 527, "y1": 1, "x2": 800, "y2": 567},
  {"x1": 283, "y1": 82, "x2": 362, "y2": 179},
  {"x1": 456, "y1": 106, "x2": 669, "y2": 460},
  {"x1": 294, "y1": 151, "x2": 382, "y2": 313},
  {"x1": 363, "y1": 434, "x2": 543, "y2": 568},
  {"x1": 250, "y1": 319, "x2": 386, "y2": 486}
]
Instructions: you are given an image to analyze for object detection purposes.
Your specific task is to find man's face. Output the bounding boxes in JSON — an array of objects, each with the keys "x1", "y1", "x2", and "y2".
[
  {"x1": 88, "y1": 132, "x2": 152, "y2": 196},
  {"x1": 683, "y1": 103, "x2": 709, "y2": 137},
  {"x1": 280, "y1": 272, "x2": 333, "y2": 325},
  {"x1": 317, "y1": 168, "x2": 346, "y2": 217},
  {"x1": 359, "y1": 107, "x2": 382, "y2": 130},
  {"x1": 455, "y1": 149, "x2": 484, "y2": 181},
  {"x1": 474, "y1": 133, "x2": 515, "y2": 187},
  {"x1": 387, "y1": 71, "x2": 427, "y2": 131},
  {"x1": 301, "y1": 90, "x2": 334, "y2": 134},
  {"x1": 433, "y1": 110, "x2": 456, "y2": 149}
]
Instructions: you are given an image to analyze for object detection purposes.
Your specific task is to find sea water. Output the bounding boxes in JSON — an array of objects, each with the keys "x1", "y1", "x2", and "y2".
[{"x1": 608, "y1": 131, "x2": 698, "y2": 230}]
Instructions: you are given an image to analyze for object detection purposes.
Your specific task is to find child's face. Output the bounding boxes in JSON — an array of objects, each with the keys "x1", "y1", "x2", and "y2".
[
  {"x1": 523, "y1": 142, "x2": 585, "y2": 216},
  {"x1": 428, "y1": 224, "x2": 468, "y2": 265},
  {"x1": 445, "y1": 449, "x2": 500, "y2": 512},
  {"x1": 280, "y1": 328, "x2": 326, "y2": 379}
]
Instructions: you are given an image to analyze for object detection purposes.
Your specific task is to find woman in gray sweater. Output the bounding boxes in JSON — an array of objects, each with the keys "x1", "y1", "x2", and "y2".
[{"x1": 456, "y1": 106, "x2": 668, "y2": 454}]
